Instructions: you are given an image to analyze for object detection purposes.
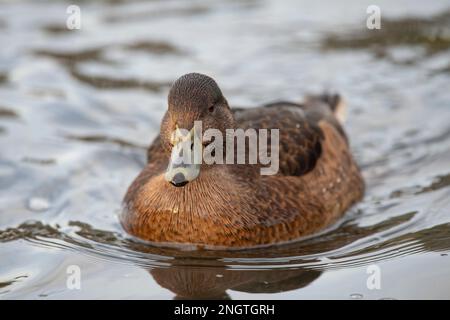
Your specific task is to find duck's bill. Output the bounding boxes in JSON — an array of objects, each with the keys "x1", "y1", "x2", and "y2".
[{"x1": 165, "y1": 129, "x2": 202, "y2": 187}]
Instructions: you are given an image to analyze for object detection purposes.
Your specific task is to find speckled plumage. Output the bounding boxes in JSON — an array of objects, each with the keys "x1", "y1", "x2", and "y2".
[{"x1": 122, "y1": 73, "x2": 364, "y2": 248}]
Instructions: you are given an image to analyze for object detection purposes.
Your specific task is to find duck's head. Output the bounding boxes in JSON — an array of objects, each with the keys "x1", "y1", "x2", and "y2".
[{"x1": 160, "y1": 73, "x2": 234, "y2": 187}]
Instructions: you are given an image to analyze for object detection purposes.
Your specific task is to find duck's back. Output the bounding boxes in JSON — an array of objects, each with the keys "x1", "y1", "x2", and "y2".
[{"x1": 233, "y1": 94, "x2": 350, "y2": 177}]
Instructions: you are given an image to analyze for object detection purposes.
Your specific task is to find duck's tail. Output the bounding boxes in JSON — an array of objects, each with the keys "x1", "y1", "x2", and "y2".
[{"x1": 306, "y1": 93, "x2": 347, "y2": 124}]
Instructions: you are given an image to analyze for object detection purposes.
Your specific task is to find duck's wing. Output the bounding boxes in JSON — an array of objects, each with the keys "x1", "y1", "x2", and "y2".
[{"x1": 233, "y1": 94, "x2": 347, "y2": 176}]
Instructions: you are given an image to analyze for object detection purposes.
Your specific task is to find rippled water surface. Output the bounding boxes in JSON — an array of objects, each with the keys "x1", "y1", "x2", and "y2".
[{"x1": 1, "y1": 0, "x2": 450, "y2": 299}]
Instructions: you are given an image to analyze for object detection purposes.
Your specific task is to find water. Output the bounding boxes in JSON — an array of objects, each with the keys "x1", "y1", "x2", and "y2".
[{"x1": 1, "y1": 0, "x2": 450, "y2": 299}]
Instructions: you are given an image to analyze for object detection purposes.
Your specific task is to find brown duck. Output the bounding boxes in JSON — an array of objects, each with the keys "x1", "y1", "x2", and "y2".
[{"x1": 122, "y1": 73, "x2": 364, "y2": 248}]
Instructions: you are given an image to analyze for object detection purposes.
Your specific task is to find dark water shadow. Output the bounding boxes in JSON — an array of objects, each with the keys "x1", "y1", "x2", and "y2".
[
  {"x1": 2, "y1": 209, "x2": 450, "y2": 297},
  {"x1": 150, "y1": 266, "x2": 322, "y2": 299},
  {"x1": 103, "y1": 4, "x2": 211, "y2": 24},
  {"x1": 321, "y1": 10, "x2": 450, "y2": 68},
  {"x1": 0, "y1": 73, "x2": 8, "y2": 85},
  {"x1": 65, "y1": 134, "x2": 147, "y2": 149},
  {"x1": 33, "y1": 47, "x2": 171, "y2": 92},
  {"x1": 0, "y1": 108, "x2": 18, "y2": 119}
]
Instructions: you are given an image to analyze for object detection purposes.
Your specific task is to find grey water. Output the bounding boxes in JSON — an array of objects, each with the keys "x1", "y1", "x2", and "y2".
[{"x1": 0, "y1": 0, "x2": 450, "y2": 299}]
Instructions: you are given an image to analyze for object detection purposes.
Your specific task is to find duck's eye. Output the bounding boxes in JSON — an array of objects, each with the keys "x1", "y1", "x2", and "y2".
[{"x1": 208, "y1": 105, "x2": 215, "y2": 113}]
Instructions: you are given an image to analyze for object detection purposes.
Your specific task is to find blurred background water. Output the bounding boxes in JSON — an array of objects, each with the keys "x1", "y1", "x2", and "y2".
[{"x1": 0, "y1": 0, "x2": 450, "y2": 299}]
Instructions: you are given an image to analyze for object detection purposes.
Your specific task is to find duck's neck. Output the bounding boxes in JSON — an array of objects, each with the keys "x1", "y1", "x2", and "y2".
[{"x1": 135, "y1": 165, "x2": 255, "y2": 217}]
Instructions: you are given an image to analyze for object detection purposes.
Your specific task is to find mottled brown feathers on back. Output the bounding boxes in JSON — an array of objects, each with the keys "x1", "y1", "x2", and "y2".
[{"x1": 234, "y1": 105, "x2": 325, "y2": 176}]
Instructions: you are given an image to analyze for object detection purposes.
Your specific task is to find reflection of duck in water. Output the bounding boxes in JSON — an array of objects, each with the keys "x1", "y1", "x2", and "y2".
[
  {"x1": 150, "y1": 263, "x2": 322, "y2": 300},
  {"x1": 122, "y1": 73, "x2": 364, "y2": 247}
]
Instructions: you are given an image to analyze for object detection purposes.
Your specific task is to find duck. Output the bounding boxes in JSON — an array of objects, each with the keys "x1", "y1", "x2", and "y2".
[{"x1": 121, "y1": 73, "x2": 364, "y2": 248}]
